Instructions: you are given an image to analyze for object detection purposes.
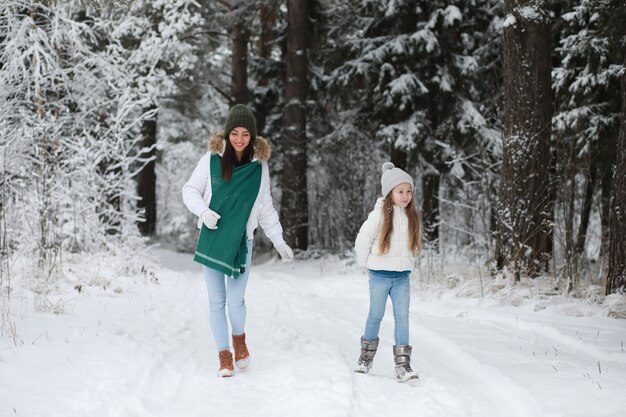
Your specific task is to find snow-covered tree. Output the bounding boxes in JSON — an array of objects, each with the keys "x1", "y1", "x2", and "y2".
[
  {"x1": 605, "y1": 55, "x2": 626, "y2": 296},
  {"x1": 103, "y1": 0, "x2": 204, "y2": 236},
  {"x1": 495, "y1": 0, "x2": 553, "y2": 280},
  {"x1": 0, "y1": 1, "x2": 104, "y2": 272},
  {"x1": 606, "y1": 50, "x2": 625, "y2": 295},
  {"x1": 553, "y1": 0, "x2": 625, "y2": 272},
  {"x1": 0, "y1": 0, "x2": 178, "y2": 280},
  {"x1": 307, "y1": 0, "x2": 497, "y2": 250}
]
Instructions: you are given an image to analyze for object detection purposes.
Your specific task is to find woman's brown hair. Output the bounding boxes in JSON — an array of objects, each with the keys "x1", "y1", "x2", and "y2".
[
  {"x1": 378, "y1": 193, "x2": 422, "y2": 256},
  {"x1": 221, "y1": 133, "x2": 256, "y2": 181}
]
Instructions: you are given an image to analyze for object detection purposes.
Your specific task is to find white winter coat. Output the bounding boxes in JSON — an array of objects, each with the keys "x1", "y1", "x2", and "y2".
[
  {"x1": 354, "y1": 197, "x2": 417, "y2": 271},
  {"x1": 182, "y1": 133, "x2": 285, "y2": 248}
]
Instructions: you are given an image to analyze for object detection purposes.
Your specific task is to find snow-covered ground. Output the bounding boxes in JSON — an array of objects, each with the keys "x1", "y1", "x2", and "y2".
[{"x1": 1, "y1": 248, "x2": 625, "y2": 417}]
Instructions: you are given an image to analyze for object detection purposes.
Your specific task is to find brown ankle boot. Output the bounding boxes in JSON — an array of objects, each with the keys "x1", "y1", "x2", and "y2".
[
  {"x1": 218, "y1": 350, "x2": 234, "y2": 377},
  {"x1": 232, "y1": 333, "x2": 250, "y2": 369}
]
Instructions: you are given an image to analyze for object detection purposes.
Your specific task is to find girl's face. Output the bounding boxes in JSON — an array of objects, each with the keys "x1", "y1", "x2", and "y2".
[
  {"x1": 390, "y1": 183, "x2": 413, "y2": 208},
  {"x1": 229, "y1": 127, "x2": 251, "y2": 158}
]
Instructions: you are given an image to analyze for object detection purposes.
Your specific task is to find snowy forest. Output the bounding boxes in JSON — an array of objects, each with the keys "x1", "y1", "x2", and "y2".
[
  {"x1": 2, "y1": 0, "x2": 625, "y2": 295},
  {"x1": 2, "y1": 1, "x2": 626, "y2": 416}
]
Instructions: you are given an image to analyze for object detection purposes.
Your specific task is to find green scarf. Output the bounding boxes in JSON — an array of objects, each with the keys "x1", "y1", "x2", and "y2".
[{"x1": 193, "y1": 154, "x2": 262, "y2": 278}]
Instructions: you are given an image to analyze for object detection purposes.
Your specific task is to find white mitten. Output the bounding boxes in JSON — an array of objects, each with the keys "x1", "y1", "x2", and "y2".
[
  {"x1": 276, "y1": 243, "x2": 294, "y2": 262},
  {"x1": 201, "y1": 209, "x2": 221, "y2": 230}
]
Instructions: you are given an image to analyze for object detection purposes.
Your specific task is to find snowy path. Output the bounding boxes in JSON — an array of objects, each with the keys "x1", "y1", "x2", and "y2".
[{"x1": 1, "y1": 249, "x2": 626, "y2": 417}]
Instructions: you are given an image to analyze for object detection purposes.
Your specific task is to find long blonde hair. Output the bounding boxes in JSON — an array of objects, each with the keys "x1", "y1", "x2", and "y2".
[{"x1": 378, "y1": 193, "x2": 422, "y2": 255}]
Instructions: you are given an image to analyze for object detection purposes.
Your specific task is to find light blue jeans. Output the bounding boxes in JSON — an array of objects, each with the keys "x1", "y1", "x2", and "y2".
[
  {"x1": 202, "y1": 239, "x2": 253, "y2": 352},
  {"x1": 363, "y1": 270, "x2": 411, "y2": 346}
]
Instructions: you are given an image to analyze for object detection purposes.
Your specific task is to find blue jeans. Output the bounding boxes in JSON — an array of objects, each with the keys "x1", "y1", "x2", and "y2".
[
  {"x1": 202, "y1": 239, "x2": 253, "y2": 352},
  {"x1": 363, "y1": 270, "x2": 411, "y2": 346}
]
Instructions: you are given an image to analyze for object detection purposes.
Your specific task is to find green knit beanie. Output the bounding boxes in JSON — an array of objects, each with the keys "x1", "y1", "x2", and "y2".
[{"x1": 224, "y1": 104, "x2": 257, "y2": 141}]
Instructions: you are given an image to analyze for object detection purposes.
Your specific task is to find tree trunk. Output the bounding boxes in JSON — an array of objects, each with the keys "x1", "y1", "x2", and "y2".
[
  {"x1": 497, "y1": 0, "x2": 553, "y2": 279},
  {"x1": 255, "y1": 0, "x2": 277, "y2": 134},
  {"x1": 545, "y1": 134, "x2": 557, "y2": 271},
  {"x1": 600, "y1": 162, "x2": 613, "y2": 256},
  {"x1": 281, "y1": 0, "x2": 309, "y2": 249},
  {"x1": 0, "y1": 151, "x2": 9, "y2": 291},
  {"x1": 575, "y1": 161, "x2": 596, "y2": 255},
  {"x1": 137, "y1": 105, "x2": 158, "y2": 236},
  {"x1": 258, "y1": 0, "x2": 276, "y2": 86},
  {"x1": 606, "y1": 53, "x2": 626, "y2": 295},
  {"x1": 231, "y1": 7, "x2": 249, "y2": 105},
  {"x1": 422, "y1": 172, "x2": 440, "y2": 244},
  {"x1": 563, "y1": 136, "x2": 577, "y2": 288}
]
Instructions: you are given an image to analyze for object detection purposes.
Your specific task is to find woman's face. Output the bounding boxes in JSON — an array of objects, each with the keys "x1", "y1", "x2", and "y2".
[
  {"x1": 390, "y1": 183, "x2": 413, "y2": 208},
  {"x1": 229, "y1": 127, "x2": 251, "y2": 158}
]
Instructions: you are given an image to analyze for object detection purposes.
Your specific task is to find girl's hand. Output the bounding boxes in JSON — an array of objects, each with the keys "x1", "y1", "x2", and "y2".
[{"x1": 276, "y1": 243, "x2": 294, "y2": 262}]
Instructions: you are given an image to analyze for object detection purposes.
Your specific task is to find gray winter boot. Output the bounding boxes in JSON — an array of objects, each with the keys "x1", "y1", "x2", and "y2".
[
  {"x1": 355, "y1": 337, "x2": 379, "y2": 373},
  {"x1": 393, "y1": 345, "x2": 419, "y2": 382}
]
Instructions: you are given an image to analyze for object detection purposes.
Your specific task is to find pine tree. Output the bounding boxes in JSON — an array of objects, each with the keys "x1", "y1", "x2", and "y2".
[
  {"x1": 310, "y1": 0, "x2": 496, "y2": 249},
  {"x1": 496, "y1": 0, "x2": 553, "y2": 280},
  {"x1": 553, "y1": 0, "x2": 625, "y2": 268}
]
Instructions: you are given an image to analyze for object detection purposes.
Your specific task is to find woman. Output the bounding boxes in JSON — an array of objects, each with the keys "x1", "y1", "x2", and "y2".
[{"x1": 182, "y1": 104, "x2": 293, "y2": 377}]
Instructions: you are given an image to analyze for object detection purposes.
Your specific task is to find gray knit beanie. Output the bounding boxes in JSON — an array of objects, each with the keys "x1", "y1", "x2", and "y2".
[
  {"x1": 224, "y1": 104, "x2": 257, "y2": 141},
  {"x1": 381, "y1": 162, "x2": 414, "y2": 198}
]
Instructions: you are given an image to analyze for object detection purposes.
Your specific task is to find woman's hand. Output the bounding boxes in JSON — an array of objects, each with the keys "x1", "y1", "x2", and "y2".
[
  {"x1": 201, "y1": 209, "x2": 221, "y2": 229},
  {"x1": 276, "y1": 243, "x2": 294, "y2": 262}
]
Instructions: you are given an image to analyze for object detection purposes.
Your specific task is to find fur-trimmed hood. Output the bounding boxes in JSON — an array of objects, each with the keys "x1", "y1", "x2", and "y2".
[{"x1": 208, "y1": 131, "x2": 271, "y2": 162}]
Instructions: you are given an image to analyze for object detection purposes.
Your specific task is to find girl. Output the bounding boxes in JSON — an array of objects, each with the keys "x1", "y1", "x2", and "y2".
[
  {"x1": 354, "y1": 162, "x2": 422, "y2": 382},
  {"x1": 182, "y1": 104, "x2": 293, "y2": 377}
]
